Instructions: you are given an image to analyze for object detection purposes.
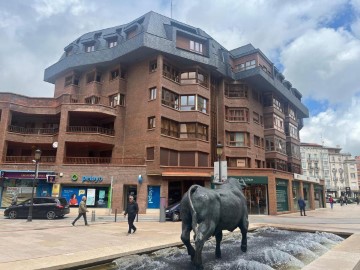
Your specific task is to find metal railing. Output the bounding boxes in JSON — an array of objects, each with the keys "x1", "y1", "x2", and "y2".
[
  {"x1": 8, "y1": 125, "x2": 59, "y2": 135},
  {"x1": 5, "y1": 156, "x2": 56, "y2": 163},
  {"x1": 63, "y1": 157, "x2": 145, "y2": 165},
  {"x1": 67, "y1": 126, "x2": 115, "y2": 136}
]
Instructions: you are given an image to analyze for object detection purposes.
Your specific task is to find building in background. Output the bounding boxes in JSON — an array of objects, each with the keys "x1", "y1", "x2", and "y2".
[
  {"x1": 0, "y1": 11, "x2": 323, "y2": 215},
  {"x1": 300, "y1": 143, "x2": 359, "y2": 198}
]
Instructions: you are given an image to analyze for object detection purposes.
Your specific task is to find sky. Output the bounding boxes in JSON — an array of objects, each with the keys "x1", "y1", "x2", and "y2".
[{"x1": 1, "y1": 0, "x2": 360, "y2": 156}]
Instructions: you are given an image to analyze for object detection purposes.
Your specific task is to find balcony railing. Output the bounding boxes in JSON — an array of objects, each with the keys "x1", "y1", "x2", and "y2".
[
  {"x1": 8, "y1": 125, "x2": 59, "y2": 135},
  {"x1": 5, "y1": 156, "x2": 56, "y2": 163},
  {"x1": 67, "y1": 126, "x2": 115, "y2": 136},
  {"x1": 64, "y1": 157, "x2": 145, "y2": 165}
]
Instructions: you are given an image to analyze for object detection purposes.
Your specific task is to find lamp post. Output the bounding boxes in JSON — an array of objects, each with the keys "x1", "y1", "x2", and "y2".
[
  {"x1": 216, "y1": 142, "x2": 223, "y2": 183},
  {"x1": 27, "y1": 149, "x2": 41, "y2": 222}
]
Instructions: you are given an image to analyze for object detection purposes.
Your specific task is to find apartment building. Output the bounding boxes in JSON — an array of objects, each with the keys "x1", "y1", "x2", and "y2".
[
  {"x1": 301, "y1": 143, "x2": 359, "y2": 198},
  {"x1": 0, "y1": 11, "x2": 323, "y2": 215}
]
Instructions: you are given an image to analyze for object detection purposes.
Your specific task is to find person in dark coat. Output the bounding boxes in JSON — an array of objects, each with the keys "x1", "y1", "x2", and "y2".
[
  {"x1": 298, "y1": 197, "x2": 306, "y2": 216},
  {"x1": 72, "y1": 196, "x2": 89, "y2": 226},
  {"x1": 124, "y1": 195, "x2": 139, "y2": 235}
]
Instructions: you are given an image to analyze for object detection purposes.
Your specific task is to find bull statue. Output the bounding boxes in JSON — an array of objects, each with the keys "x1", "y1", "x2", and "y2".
[{"x1": 180, "y1": 178, "x2": 248, "y2": 269}]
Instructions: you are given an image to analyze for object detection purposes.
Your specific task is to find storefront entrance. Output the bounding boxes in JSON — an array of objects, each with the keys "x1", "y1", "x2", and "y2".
[
  {"x1": 123, "y1": 185, "x2": 137, "y2": 211},
  {"x1": 167, "y1": 180, "x2": 205, "y2": 206},
  {"x1": 276, "y1": 179, "x2": 289, "y2": 212}
]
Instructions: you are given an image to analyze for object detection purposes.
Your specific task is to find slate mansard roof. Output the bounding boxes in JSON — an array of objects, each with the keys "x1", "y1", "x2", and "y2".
[{"x1": 44, "y1": 11, "x2": 308, "y2": 118}]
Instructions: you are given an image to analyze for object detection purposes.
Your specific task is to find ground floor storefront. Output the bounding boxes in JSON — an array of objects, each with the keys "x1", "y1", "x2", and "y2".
[{"x1": 1, "y1": 166, "x2": 325, "y2": 215}]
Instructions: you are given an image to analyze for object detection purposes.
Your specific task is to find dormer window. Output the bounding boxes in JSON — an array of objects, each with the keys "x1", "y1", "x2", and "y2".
[
  {"x1": 85, "y1": 44, "x2": 95, "y2": 53},
  {"x1": 108, "y1": 38, "x2": 118, "y2": 48},
  {"x1": 190, "y1": 40, "x2": 203, "y2": 54}
]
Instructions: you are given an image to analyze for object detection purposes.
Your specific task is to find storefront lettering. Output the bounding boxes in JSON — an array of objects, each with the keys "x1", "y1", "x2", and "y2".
[{"x1": 82, "y1": 176, "x2": 103, "y2": 183}]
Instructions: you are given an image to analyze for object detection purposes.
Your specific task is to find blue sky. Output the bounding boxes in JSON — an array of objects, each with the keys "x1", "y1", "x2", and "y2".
[{"x1": 0, "y1": 0, "x2": 360, "y2": 155}]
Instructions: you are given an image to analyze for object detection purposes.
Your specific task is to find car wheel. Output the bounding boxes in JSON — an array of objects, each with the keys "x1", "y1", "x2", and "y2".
[
  {"x1": 46, "y1": 211, "x2": 56, "y2": 220},
  {"x1": 9, "y1": 210, "x2": 17, "y2": 219},
  {"x1": 172, "y1": 212, "x2": 180, "y2": 222}
]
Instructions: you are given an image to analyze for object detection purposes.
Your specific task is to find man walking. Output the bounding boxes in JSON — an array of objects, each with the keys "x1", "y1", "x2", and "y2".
[
  {"x1": 124, "y1": 195, "x2": 139, "y2": 235},
  {"x1": 72, "y1": 196, "x2": 89, "y2": 226},
  {"x1": 298, "y1": 197, "x2": 306, "y2": 216}
]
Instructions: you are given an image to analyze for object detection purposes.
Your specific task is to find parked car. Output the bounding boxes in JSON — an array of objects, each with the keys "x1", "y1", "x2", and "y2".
[
  {"x1": 4, "y1": 197, "x2": 70, "y2": 220},
  {"x1": 165, "y1": 201, "x2": 181, "y2": 222}
]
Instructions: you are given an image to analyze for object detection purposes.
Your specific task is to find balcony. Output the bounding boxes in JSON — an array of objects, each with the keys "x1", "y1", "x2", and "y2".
[
  {"x1": 67, "y1": 126, "x2": 115, "y2": 136},
  {"x1": 63, "y1": 157, "x2": 145, "y2": 165},
  {"x1": 8, "y1": 125, "x2": 59, "y2": 135},
  {"x1": 5, "y1": 156, "x2": 56, "y2": 164}
]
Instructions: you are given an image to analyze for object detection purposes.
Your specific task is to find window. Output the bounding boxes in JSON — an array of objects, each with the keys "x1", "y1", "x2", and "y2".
[
  {"x1": 146, "y1": 147, "x2": 155, "y2": 160},
  {"x1": 64, "y1": 75, "x2": 79, "y2": 87},
  {"x1": 110, "y1": 69, "x2": 119, "y2": 80},
  {"x1": 180, "y1": 71, "x2": 208, "y2": 87},
  {"x1": 179, "y1": 123, "x2": 208, "y2": 141},
  {"x1": 109, "y1": 93, "x2": 125, "y2": 107},
  {"x1": 161, "y1": 118, "x2": 179, "y2": 138},
  {"x1": 252, "y1": 90, "x2": 262, "y2": 103},
  {"x1": 288, "y1": 107, "x2": 296, "y2": 121},
  {"x1": 235, "y1": 60, "x2": 256, "y2": 71},
  {"x1": 161, "y1": 88, "x2": 179, "y2": 109},
  {"x1": 225, "y1": 108, "x2": 249, "y2": 122},
  {"x1": 254, "y1": 135, "x2": 261, "y2": 147},
  {"x1": 160, "y1": 148, "x2": 178, "y2": 166},
  {"x1": 108, "y1": 38, "x2": 118, "y2": 48},
  {"x1": 265, "y1": 136, "x2": 286, "y2": 154},
  {"x1": 190, "y1": 40, "x2": 203, "y2": 54},
  {"x1": 85, "y1": 44, "x2": 95, "y2": 53},
  {"x1": 85, "y1": 96, "x2": 100, "y2": 104},
  {"x1": 226, "y1": 132, "x2": 249, "y2": 147},
  {"x1": 197, "y1": 96, "x2": 208, "y2": 113},
  {"x1": 149, "y1": 87, "x2": 157, "y2": 100},
  {"x1": 86, "y1": 71, "x2": 102, "y2": 83},
  {"x1": 272, "y1": 114, "x2": 284, "y2": 132},
  {"x1": 163, "y1": 62, "x2": 180, "y2": 83},
  {"x1": 273, "y1": 97, "x2": 284, "y2": 112},
  {"x1": 225, "y1": 84, "x2": 248, "y2": 98},
  {"x1": 198, "y1": 152, "x2": 208, "y2": 167},
  {"x1": 149, "y1": 61, "x2": 157, "y2": 72},
  {"x1": 180, "y1": 95, "x2": 195, "y2": 111},
  {"x1": 148, "y1": 116, "x2": 156, "y2": 129},
  {"x1": 287, "y1": 123, "x2": 298, "y2": 139},
  {"x1": 120, "y1": 70, "x2": 126, "y2": 79}
]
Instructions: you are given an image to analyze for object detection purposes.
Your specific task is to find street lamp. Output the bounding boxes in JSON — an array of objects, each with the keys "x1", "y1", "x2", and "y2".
[
  {"x1": 27, "y1": 149, "x2": 41, "y2": 222},
  {"x1": 216, "y1": 142, "x2": 223, "y2": 183}
]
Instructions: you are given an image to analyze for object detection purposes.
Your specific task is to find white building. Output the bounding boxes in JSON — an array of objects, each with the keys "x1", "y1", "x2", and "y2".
[{"x1": 300, "y1": 143, "x2": 359, "y2": 198}]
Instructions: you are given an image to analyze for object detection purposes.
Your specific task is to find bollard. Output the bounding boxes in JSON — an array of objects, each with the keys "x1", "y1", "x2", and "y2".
[
  {"x1": 115, "y1": 209, "x2": 117, "y2": 222},
  {"x1": 159, "y1": 197, "x2": 166, "y2": 222},
  {"x1": 91, "y1": 210, "x2": 95, "y2": 222}
]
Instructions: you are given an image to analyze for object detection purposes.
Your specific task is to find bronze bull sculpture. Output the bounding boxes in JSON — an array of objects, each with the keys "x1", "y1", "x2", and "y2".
[{"x1": 180, "y1": 178, "x2": 248, "y2": 269}]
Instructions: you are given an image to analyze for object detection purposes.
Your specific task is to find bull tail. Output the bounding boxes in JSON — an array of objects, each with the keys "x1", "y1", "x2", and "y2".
[{"x1": 188, "y1": 185, "x2": 199, "y2": 237}]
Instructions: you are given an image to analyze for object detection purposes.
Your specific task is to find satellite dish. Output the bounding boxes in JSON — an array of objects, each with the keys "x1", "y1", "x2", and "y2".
[{"x1": 52, "y1": 142, "x2": 58, "y2": 148}]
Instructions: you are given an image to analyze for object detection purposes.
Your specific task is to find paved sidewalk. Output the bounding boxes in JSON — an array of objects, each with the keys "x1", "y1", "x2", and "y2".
[{"x1": 0, "y1": 203, "x2": 359, "y2": 270}]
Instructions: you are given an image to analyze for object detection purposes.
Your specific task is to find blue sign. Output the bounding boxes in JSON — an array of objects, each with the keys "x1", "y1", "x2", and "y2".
[
  {"x1": 147, "y1": 186, "x2": 160, "y2": 209},
  {"x1": 82, "y1": 176, "x2": 103, "y2": 183}
]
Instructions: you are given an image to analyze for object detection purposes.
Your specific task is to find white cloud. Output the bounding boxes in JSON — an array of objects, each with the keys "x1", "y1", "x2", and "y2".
[
  {"x1": 300, "y1": 96, "x2": 360, "y2": 155},
  {"x1": 33, "y1": 0, "x2": 93, "y2": 19},
  {"x1": 281, "y1": 27, "x2": 360, "y2": 103}
]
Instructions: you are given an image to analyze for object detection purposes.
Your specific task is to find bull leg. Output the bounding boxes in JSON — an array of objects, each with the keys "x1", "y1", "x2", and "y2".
[
  {"x1": 239, "y1": 217, "x2": 249, "y2": 252},
  {"x1": 193, "y1": 221, "x2": 216, "y2": 270},
  {"x1": 215, "y1": 231, "x2": 223, "y2": 259},
  {"x1": 181, "y1": 222, "x2": 195, "y2": 260}
]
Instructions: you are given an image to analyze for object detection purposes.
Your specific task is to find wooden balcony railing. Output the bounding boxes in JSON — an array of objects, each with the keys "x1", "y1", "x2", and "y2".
[
  {"x1": 67, "y1": 126, "x2": 115, "y2": 136},
  {"x1": 64, "y1": 157, "x2": 145, "y2": 165},
  {"x1": 8, "y1": 125, "x2": 59, "y2": 135},
  {"x1": 5, "y1": 156, "x2": 56, "y2": 163}
]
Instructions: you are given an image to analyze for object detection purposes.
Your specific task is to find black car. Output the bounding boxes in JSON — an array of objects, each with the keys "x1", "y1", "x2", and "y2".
[
  {"x1": 165, "y1": 201, "x2": 181, "y2": 222},
  {"x1": 4, "y1": 197, "x2": 70, "y2": 220}
]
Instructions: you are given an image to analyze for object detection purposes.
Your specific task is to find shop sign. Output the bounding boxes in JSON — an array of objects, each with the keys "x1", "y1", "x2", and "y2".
[
  {"x1": 1, "y1": 171, "x2": 50, "y2": 180},
  {"x1": 82, "y1": 176, "x2": 103, "y2": 183},
  {"x1": 230, "y1": 176, "x2": 268, "y2": 184},
  {"x1": 293, "y1": 173, "x2": 320, "y2": 184}
]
